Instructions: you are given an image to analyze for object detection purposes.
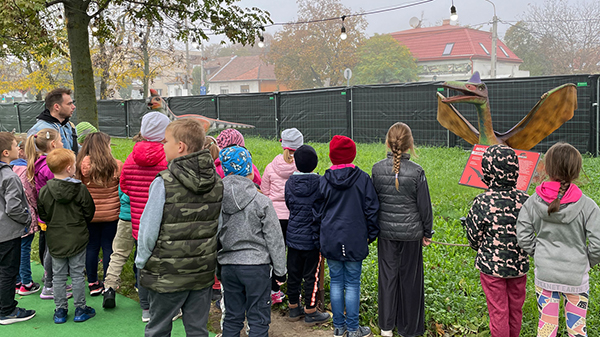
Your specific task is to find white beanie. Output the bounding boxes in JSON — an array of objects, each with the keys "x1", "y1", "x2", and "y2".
[
  {"x1": 141, "y1": 111, "x2": 170, "y2": 142},
  {"x1": 281, "y1": 128, "x2": 304, "y2": 150}
]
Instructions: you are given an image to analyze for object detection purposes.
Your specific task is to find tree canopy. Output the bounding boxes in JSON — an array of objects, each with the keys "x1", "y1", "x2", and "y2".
[
  {"x1": 353, "y1": 34, "x2": 418, "y2": 85},
  {"x1": 0, "y1": 0, "x2": 271, "y2": 127}
]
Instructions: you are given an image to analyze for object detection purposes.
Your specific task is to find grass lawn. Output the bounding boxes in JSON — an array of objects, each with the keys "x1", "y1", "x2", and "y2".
[{"x1": 31, "y1": 136, "x2": 599, "y2": 336}]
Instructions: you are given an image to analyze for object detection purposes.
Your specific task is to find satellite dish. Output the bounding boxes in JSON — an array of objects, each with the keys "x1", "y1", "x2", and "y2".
[{"x1": 409, "y1": 17, "x2": 421, "y2": 28}]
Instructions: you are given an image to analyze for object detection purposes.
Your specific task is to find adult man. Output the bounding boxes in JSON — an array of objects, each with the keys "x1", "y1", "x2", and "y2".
[{"x1": 27, "y1": 88, "x2": 78, "y2": 154}]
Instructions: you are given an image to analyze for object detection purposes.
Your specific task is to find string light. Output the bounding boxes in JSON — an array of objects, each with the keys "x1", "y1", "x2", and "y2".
[
  {"x1": 450, "y1": 1, "x2": 458, "y2": 21},
  {"x1": 258, "y1": 35, "x2": 265, "y2": 48},
  {"x1": 340, "y1": 16, "x2": 347, "y2": 40},
  {"x1": 57, "y1": 14, "x2": 64, "y2": 24},
  {"x1": 2, "y1": 44, "x2": 7, "y2": 49}
]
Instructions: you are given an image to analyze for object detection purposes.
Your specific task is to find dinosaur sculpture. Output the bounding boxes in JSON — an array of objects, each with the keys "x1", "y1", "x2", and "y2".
[
  {"x1": 146, "y1": 89, "x2": 254, "y2": 133},
  {"x1": 436, "y1": 72, "x2": 577, "y2": 150}
]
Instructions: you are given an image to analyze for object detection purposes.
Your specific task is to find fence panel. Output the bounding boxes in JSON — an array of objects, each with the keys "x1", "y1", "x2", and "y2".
[
  {"x1": 217, "y1": 94, "x2": 276, "y2": 139},
  {"x1": 168, "y1": 95, "x2": 217, "y2": 119},
  {"x1": 279, "y1": 89, "x2": 348, "y2": 143},
  {"x1": 98, "y1": 100, "x2": 127, "y2": 137},
  {"x1": 126, "y1": 100, "x2": 148, "y2": 137},
  {"x1": 0, "y1": 104, "x2": 19, "y2": 132},
  {"x1": 17, "y1": 102, "x2": 45, "y2": 132}
]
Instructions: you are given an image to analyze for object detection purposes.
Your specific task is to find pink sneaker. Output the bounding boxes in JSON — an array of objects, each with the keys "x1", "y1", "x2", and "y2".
[{"x1": 271, "y1": 290, "x2": 284, "y2": 305}]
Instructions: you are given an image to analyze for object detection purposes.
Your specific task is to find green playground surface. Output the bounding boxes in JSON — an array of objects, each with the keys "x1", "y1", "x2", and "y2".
[{"x1": 3, "y1": 261, "x2": 216, "y2": 336}]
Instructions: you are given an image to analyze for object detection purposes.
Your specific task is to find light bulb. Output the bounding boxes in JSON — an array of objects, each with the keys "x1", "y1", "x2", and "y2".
[
  {"x1": 340, "y1": 32, "x2": 347, "y2": 40},
  {"x1": 2, "y1": 44, "x2": 7, "y2": 49},
  {"x1": 92, "y1": 26, "x2": 98, "y2": 32},
  {"x1": 258, "y1": 41, "x2": 265, "y2": 48},
  {"x1": 192, "y1": 42, "x2": 199, "y2": 49},
  {"x1": 450, "y1": 6, "x2": 458, "y2": 21}
]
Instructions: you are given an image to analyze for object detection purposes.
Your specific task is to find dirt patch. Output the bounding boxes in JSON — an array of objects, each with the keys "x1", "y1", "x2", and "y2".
[{"x1": 208, "y1": 305, "x2": 334, "y2": 337}]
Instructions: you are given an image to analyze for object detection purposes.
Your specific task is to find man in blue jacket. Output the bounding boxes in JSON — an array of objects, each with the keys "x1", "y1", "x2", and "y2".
[{"x1": 27, "y1": 88, "x2": 78, "y2": 155}]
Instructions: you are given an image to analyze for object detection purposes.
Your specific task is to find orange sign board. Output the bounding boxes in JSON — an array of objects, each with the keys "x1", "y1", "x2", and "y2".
[{"x1": 458, "y1": 144, "x2": 541, "y2": 192}]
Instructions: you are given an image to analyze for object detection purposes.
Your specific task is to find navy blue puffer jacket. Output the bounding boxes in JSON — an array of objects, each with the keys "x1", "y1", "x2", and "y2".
[{"x1": 285, "y1": 173, "x2": 322, "y2": 250}]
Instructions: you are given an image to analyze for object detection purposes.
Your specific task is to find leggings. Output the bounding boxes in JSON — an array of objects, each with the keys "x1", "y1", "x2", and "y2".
[{"x1": 535, "y1": 285, "x2": 588, "y2": 337}]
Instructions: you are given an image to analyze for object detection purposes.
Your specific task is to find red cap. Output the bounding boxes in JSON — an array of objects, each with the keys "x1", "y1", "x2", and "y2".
[{"x1": 329, "y1": 135, "x2": 356, "y2": 165}]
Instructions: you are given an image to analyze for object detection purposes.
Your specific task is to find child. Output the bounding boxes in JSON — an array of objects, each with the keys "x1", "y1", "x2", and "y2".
[
  {"x1": 204, "y1": 136, "x2": 220, "y2": 161},
  {"x1": 317, "y1": 135, "x2": 379, "y2": 337},
  {"x1": 25, "y1": 128, "x2": 65, "y2": 300},
  {"x1": 108, "y1": 111, "x2": 169, "y2": 319},
  {"x1": 75, "y1": 122, "x2": 98, "y2": 147},
  {"x1": 76, "y1": 132, "x2": 123, "y2": 296},
  {"x1": 464, "y1": 144, "x2": 529, "y2": 337},
  {"x1": 38, "y1": 148, "x2": 96, "y2": 323},
  {"x1": 218, "y1": 145, "x2": 287, "y2": 337},
  {"x1": 261, "y1": 127, "x2": 303, "y2": 303},
  {"x1": 284, "y1": 145, "x2": 330, "y2": 324},
  {"x1": 372, "y1": 123, "x2": 433, "y2": 337},
  {"x1": 517, "y1": 142, "x2": 600, "y2": 337},
  {"x1": 215, "y1": 129, "x2": 262, "y2": 185},
  {"x1": 11, "y1": 134, "x2": 41, "y2": 296},
  {"x1": 135, "y1": 119, "x2": 222, "y2": 336},
  {"x1": 0, "y1": 132, "x2": 35, "y2": 325}
]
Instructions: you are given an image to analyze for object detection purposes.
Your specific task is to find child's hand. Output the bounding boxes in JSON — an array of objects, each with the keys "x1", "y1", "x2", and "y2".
[
  {"x1": 274, "y1": 274, "x2": 286, "y2": 286},
  {"x1": 422, "y1": 237, "x2": 432, "y2": 247}
]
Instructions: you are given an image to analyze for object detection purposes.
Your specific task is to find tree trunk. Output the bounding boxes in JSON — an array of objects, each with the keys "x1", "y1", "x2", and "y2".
[{"x1": 64, "y1": 0, "x2": 98, "y2": 128}]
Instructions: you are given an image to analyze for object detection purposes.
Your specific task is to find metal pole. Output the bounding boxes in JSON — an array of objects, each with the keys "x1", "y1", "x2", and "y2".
[
  {"x1": 596, "y1": 76, "x2": 599, "y2": 156},
  {"x1": 350, "y1": 87, "x2": 354, "y2": 139},
  {"x1": 185, "y1": 19, "x2": 190, "y2": 95},
  {"x1": 484, "y1": 0, "x2": 497, "y2": 79}
]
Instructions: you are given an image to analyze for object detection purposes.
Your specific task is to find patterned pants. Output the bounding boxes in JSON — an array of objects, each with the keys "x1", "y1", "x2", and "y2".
[{"x1": 536, "y1": 285, "x2": 588, "y2": 337}]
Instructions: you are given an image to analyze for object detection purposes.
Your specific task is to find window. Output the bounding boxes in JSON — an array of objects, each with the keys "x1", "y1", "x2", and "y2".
[
  {"x1": 240, "y1": 85, "x2": 250, "y2": 93},
  {"x1": 499, "y1": 46, "x2": 510, "y2": 57},
  {"x1": 156, "y1": 89, "x2": 162, "y2": 96},
  {"x1": 442, "y1": 43, "x2": 454, "y2": 56},
  {"x1": 220, "y1": 86, "x2": 229, "y2": 94},
  {"x1": 479, "y1": 43, "x2": 490, "y2": 55}
]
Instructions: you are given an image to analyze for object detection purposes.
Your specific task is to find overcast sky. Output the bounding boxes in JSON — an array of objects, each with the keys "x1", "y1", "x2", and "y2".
[{"x1": 206, "y1": 0, "x2": 580, "y2": 44}]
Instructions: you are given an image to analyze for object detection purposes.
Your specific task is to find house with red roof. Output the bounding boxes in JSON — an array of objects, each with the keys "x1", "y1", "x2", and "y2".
[
  {"x1": 208, "y1": 55, "x2": 287, "y2": 94},
  {"x1": 390, "y1": 20, "x2": 529, "y2": 81}
]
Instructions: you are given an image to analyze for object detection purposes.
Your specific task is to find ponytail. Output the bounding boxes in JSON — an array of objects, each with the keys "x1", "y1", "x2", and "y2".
[
  {"x1": 25, "y1": 135, "x2": 39, "y2": 184},
  {"x1": 283, "y1": 148, "x2": 295, "y2": 164},
  {"x1": 547, "y1": 180, "x2": 570, "y2": 214}
]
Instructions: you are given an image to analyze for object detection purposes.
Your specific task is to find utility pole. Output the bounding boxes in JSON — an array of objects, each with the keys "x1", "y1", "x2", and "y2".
[
  {"x1": 485, "y1": 0, "x2": 497, "y2": 78},
  {"x1": 185, "y1": 18, "x2": 190, "y2": 95}
]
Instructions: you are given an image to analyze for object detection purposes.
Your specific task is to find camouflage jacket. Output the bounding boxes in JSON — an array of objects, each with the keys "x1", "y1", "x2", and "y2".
[
  {"x1": 465, "y1": 145, "x2": 530, "y2": 278},
  {"x1": 140, "y1": 150, "x2": 223, "y2": 293}
]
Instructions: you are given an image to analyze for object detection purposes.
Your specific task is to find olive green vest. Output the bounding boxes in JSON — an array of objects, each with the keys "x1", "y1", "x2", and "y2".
[{"x1": 140, "y1": 150, "x2": 223, "y2": 293}]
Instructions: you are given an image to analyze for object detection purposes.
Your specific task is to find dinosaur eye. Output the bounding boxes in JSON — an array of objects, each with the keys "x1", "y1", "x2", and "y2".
[{"x1": 478, "y1": 86, "x2": 484, "y2": 90}]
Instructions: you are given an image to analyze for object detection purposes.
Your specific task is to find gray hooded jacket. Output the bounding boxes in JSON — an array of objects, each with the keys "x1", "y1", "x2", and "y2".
[
  {"x1": 0, "y1": 161, "x2": 31, "y2": 243},
  {"x1": 517, "y1": 193, "x2": 600, "y2": 290},
  {"x1": 218, "y1": 175, "x2": 287, "y2": 277}
]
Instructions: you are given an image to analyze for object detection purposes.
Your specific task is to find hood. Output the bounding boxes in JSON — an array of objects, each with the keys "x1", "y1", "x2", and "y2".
[
  {"x1": 0, "y1": 161, "x2": 10, "y2": 170},
  {"x1": 221, "y1": 174, "x2": 258, "y2": 215},
  {"x1": 168, "y1": 150, "x2": 218, "y2": 194},
  {"x1": 289, "y1": 174, "x2": 320, "y2": 198},
  {"x1": 132, "y1": 141, "x2": 167, "y2": 167},
  {"x1": 10, "y1": 158, "x2": 27, "y2": 166},
  {"x1": 46, "y1": 179, "x2": 81, "y2": 204},
  {"x1": 536, "y1": 181, "x2": 582, "y2": 205},
  {"x1": 481, "y1": 144, "x2": 519, "y2": 191},
  {"x1": 270, "y1": 154, "x2": 296, "y2": 179},
  {"x1": 532, "y1": 193, "x2": 586, "y2": 224},
  {"x1": 323, "y1": 166, "x2": 362, "y2": 190},
  {"x1": 37, "y1": 109, "x2": 70, "y2": 126}
]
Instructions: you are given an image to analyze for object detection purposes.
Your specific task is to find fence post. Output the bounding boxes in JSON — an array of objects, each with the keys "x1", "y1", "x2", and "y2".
[
  {"x1": 350, "y1": 87, "x2": 354, "y2": 140},
  {"x1": 124, "y1": 100, "x2": 130, "y2": 138},
  {"x1": 344, "y1": 89, "x2": 351, "y2": 138},
  {"x1": 15, "y1": 103, "x2": 22, "y2": 133},
  {"x1": 216, "y1": 96, "x2": 220, "y2": 120},
  {"x1": 274, "y1": 92, "x2": 280, "y2": 139}
]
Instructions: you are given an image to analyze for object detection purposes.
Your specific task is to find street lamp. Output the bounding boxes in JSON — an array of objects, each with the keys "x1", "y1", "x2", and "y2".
[{"x1": 484, "y1": 0, "x2": 497, "y2": 78}]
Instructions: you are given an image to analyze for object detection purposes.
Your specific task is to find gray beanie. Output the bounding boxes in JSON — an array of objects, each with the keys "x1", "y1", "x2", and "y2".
[
  {"x1": 141, "y1": 111, "x2": 170, "y2": 142},
  {"x1": 281, "y1": 128, "x2": 304, "y2": 150}
]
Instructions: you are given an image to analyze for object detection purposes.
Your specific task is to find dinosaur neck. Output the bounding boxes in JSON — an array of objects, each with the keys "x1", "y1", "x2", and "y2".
[{"x1": 475, "y1": 101, "x2": 498, "y2": 145}]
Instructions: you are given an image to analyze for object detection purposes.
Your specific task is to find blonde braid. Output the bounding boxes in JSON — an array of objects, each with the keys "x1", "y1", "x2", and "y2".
[{"x1": 391, "y1": 140, "x2": 402, "y2": 191}]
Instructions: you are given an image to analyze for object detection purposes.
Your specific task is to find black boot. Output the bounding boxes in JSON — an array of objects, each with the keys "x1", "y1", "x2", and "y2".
[
  {"x1": 102, "y1": 287, "x2": 116, "y2": 309},
  {"x1": 304, "y1": 310, "x2": 331, "y2": 325},
  {"x1": 287, "y1": 306, "x2": 305, "y2": 322}
]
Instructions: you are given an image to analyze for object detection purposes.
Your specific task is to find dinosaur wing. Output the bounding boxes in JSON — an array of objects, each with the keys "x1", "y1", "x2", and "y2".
[
  {"x1": 436, "y1": 92, "x2": 480, "y2": 145},
  {"x1": 497, "y1": 84, "x2": 577, "y2": 150}
]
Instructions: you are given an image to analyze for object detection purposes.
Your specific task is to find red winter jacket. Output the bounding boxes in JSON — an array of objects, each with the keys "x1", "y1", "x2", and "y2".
[{"x1": 120, "y1": 141, "x2": 168, "y2": 240}]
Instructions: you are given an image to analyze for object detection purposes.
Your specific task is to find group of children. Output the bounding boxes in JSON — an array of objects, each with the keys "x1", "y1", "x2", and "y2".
[{"x1": 0, "y1": 109, "x2": 598, "y2": 337}]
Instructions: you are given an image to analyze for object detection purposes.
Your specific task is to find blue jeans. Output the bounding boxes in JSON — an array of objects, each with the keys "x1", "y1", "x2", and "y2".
[
  {"x1": 19, "y1": 234, "x2": 34, "y2": 284},
  {"x1": 85, "y1": 220, "x2": 118, "y2": 283},
  {"x1": 327, "y1": 259, "x2": 363, "y2": 332}
]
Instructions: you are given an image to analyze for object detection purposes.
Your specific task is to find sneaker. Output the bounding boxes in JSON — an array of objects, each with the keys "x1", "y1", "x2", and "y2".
[
  {"x1": 66, "y1": 284, "x2": 73, "y2": 291},
  {"x1": 89, "y1": 282, "x2": 104, "y2": 296},
  {"x1": 15, "y1": 282, "x2": 21, "y2": 294},
  {"x1": 380, "y1": 329, "x2": 393, "y2": 337},
  {"x1": 271, "y1": 290, "x2": 284, "y2": 305},
  {"x1": 287, "y1": 306, "x2": 305, "y2": 322},
  {"x1": 103, "y1": 287, "x2": 116, "y2": 308},
  {"x1": 304, "y1": 310, "x2": 330, "y2": 325},
  {"x1": 334, "y1": 326, "x2": 347, "y2": 337},
  {"x1": 172, "y1": 309, "x2": 182, "y2": 321},
  {"x1": 0, "y1": 307, "x2": 36, "y2": 325},
  {"x1": 18, "y1": 282, "x2": 41, "y2": 296},
  {"x1": 142, "y1": 309, "x2": 150, "y2": 323},
  {"x1": 347, "y1": 326, "x2": 372, "y2": 337},
  {"x1": 40, "y1": 286, "x2": 73, "y2": 300},
  {"x1": 54, "y1": 308, "x2": 68, "y2": 324},
  {"x1": 74, "y1": 306, "x2": 96, "y2": 322}
]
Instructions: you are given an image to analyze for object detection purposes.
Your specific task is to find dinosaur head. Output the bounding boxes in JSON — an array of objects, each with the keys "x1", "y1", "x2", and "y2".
[
  {"x1": 441, "y1": 72, "x2": 488, "y2": 105},
  {"x1": 146, "y1": 89, "x2": 166, "y2": 111}
]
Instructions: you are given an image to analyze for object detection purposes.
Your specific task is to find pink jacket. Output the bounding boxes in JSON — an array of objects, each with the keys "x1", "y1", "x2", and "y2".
[
  {"x1": 261, "y1": 154, "x2": 297, "y2": 219},
  {"x1": 12, "y1": 163, "x2": 39, "y2": 235},
  {"x1": 215, "y1": 158, "x2": 262, "y2": 186}
]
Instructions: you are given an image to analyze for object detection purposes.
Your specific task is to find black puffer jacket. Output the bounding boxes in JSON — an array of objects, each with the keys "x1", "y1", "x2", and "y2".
[
  {"x1": 285, "y1": 173, "x2": 321, "y2": 250},
  {"x1": 372, "y1": 153, "x2": 433, "y2": 241}
]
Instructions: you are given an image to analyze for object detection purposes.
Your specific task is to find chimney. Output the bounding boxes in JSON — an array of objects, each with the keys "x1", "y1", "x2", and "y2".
[{"x1": 442, "y1": 19, "x2": 451, "y2": 26}]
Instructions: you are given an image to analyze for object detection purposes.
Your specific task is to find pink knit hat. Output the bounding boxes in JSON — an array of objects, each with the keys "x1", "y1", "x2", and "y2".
[{"x1": 217, "y1": 129, "x2": 245, "y2": 149}]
